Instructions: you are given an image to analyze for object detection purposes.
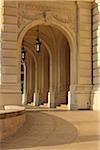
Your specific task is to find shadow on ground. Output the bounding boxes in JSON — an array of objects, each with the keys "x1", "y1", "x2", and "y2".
[{"x1": 0, "y1": 111, "x2": 78, "y2": 149}]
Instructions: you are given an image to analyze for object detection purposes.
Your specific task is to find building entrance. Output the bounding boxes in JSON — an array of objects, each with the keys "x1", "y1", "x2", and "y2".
[{"x1": 21, "y1": 25, "x2": 71, "y2": 108}]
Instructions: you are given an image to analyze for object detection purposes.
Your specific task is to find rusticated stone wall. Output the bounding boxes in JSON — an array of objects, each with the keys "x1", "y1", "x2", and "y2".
[
  {"x1": 0, "y1": 0, "x2": 98, "y2": 110},
  {"x1": 0, "y1": 1, "x2": 21, "y2": 106}
]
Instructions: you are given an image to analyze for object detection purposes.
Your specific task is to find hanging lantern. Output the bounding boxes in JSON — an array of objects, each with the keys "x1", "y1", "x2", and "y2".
[
  {"x1": 21, "y1": 40, "x2": 26, "y2": 61},
  {"x1": 35, "y1": 27, "x2": 41, "y2": 52}
]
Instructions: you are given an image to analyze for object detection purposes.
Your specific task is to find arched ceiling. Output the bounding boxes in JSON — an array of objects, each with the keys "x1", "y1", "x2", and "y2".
[
  {"x1": 24, "y1": 25, "x2": 67, "y2": 46},
  {"x1": 23, "y1": 25, "x2": 69, "y2": 60}
]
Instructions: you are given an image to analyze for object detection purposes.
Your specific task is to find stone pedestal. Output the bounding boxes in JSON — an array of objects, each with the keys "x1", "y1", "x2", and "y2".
[
  {"x1": 33, "y1": 92, "x2": 39, "y2": 106},
  {"x1": 48, "y1": 92, "x2": 56, "y2": 108},
  {"x1": 68, "y1": 91, "x2": 78, "y2": 110},
  {"x1": 22, "y1": 94, "x2": 27, "y2": 105},
  {"x1": 74, "y1": 85, "x2": 92, "y2": 109},
  {"x1": 69, "y1": 85, "x2": 92, "y2": 110}
]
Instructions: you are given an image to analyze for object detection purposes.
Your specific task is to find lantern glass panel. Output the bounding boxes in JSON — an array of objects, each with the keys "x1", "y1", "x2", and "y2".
[{"x1": 36, "y1": 38, "x2": 41, "y2": 52}]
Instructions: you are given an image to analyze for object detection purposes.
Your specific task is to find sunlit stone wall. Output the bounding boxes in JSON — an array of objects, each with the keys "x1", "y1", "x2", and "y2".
[
  {"x1": 91, "y1": 0, "x2": 100, "y2": 111},
  {"x1": 0, "y1": 1, "x2": 21, "y2": 107}
]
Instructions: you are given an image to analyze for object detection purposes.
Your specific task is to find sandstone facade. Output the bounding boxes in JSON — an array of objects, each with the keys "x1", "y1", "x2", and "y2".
[{"x1": 0, "y1": 0, "x2": 100, "y2": 111}]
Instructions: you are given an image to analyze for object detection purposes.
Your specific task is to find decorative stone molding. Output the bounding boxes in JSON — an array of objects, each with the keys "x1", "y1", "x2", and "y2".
[
  {"x1": 17, "y1": 2, "x2": 78, "y2": 109},
  {"x1": 17, "y1": 2, "x2": 76, "y2": 32},
  {"x1": 18, "y1": 2, "x2": 74, "y2": 12}
]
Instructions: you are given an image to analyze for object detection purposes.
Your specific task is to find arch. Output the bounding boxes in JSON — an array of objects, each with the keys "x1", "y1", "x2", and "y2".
[
  {"x1": 18, "y1": 19, "x2": 76, "y2": 51},
  {"x1": 24, "y1": 46, "x2": 37, "y2": 100},
  {"x1": 17, "y1": 19, "x2": 77, "y2": 85},
  {"x1": 24, "y1": 38, "x2": 53, "y2": 91},
  {"x1": 17, "y1": 18, "x2": 78, "y2": 108},
  {"x1": 20, "y1": 36, "x2": 53, "y2": 105},
  {"x1": 58, "y1": 37, "x2": 70, "y2": 105}
]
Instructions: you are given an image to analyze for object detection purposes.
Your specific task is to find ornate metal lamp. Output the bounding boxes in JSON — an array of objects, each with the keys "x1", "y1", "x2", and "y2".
[
  {"x1": 35, "y1": 27, "x2": 41, "y2": 52},
  {"x1": 21, "y1": 40, "x2": 26, "y2": 61}
]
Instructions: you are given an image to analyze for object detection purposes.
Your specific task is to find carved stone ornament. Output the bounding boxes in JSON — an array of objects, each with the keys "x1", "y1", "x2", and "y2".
[{"x1": 17, "y1": 2, "x2": 76, "y2": 32}]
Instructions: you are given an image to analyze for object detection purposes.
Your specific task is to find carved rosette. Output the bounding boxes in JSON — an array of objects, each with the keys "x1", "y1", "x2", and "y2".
[{"x1": 17, "y1": 2, "x2": 76, "y2": 33}]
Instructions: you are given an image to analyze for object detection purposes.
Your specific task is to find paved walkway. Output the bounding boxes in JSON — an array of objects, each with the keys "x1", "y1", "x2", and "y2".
[{"x1": 0, "y1": 110, "x2": 100, "y2": 150}]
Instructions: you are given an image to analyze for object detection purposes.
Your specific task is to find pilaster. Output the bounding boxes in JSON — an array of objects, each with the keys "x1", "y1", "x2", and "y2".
[
  {"x1": 0, "y1": 1, "x2": 21, "y2": 106},
  {"x1": 76, "y1": 1, "x2": 92, "y2": 109}
]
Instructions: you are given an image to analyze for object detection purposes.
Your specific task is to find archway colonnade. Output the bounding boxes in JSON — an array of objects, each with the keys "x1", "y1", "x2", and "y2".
[
  {"x1": 21, "y1": 26, "x2": 71, "y2": 108},
  {"x1": 18, "y1": 18, "x2": 78, "y2": 109},
  {"x1": 1, "y1": 1, "x2": 98, "y2": 110}
]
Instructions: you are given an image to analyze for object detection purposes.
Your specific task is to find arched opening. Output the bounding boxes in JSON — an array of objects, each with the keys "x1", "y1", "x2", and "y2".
[
  {"x1": 21, "y1": 44, "x2": 37, "y2": 105},
  {"x1": 20, "y1": 26, "x2": 52, "y2": 107},
  {"x1": 26, "y1": 51, "x2": 35, "y2": 104},
  {"x1": 18, "y1": 20, "x2": 77, "y2": 109},
  {"x1": 39, "y1": 46, "x2": 50, "y2": 106},
  {"x1": 57, "y1": 37, "x2": 70, "y2": 107}
]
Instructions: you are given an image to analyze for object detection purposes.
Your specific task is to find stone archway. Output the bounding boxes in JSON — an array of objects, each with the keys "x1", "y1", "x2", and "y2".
[
  {"x1": 57, "y1": 37, "x2": 70, "y2": 106},
  {"x1": 18, "y1": 19, "x2": 78, "y2": 109},
  {"x1": 0, "y1": 1, "x2": 93, "y2": 110},
  {"x1": 20, "y1": 30, "x2": 53, "y2": 107},
  {"x1": 21, "y1": 45, "x2": 37, "y2": 105}
]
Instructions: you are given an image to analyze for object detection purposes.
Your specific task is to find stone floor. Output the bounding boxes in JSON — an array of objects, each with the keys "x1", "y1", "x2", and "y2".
[{"x1": 0, "y1": 109, "x2": 100, "y2": 150}]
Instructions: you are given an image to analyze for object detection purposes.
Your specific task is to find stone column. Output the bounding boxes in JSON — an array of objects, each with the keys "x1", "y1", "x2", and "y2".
[
  {"x1": 31, "y1": 56, "x2": 35, "y2": 103},
  {"x1": 22, "y1": 63, "x2": 27, "y2": 105},
  {"x1": 76, "y1": 2, "x2": 92, "y2": 109},
  {"x1": 38, "y1": 49, "x2": 44, "y2": 105},
  {"x1": 48, "y1": 57, "x2": 56, "y2": 108},
  {"x1": 26, "y1": 52, "x2": 33, "y2": 103},
  {"x1": 26, "y1": 53, "x2": 30, "y2": 103},
  {"x1": 43, "y1": 48, "x2": 49, "y2": 103},
  {"x1": 91, "y1": 1, "x2": 100, "y2": 111},
  {"x1": 33, "y1": 53, "x2": 40, "y2": 106},
  {"x1": 0, "y1": 0, "x2": 21, "y2": 107},
  {"x1": 48, "y1": 91, "x2": 56, "y2": 108},
  {"x1": 29, "y1": 55, "x2": 33, "y2": 102}
]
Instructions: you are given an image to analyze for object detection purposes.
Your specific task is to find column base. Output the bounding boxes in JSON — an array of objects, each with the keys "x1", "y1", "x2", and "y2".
[
  {"x1": 48, "y1": 92, "x2": 56, "y2": 108},
  {"x1": 22, "y1": 93, "x2": 27, "y2": 105},
  {"x1": 33, "y1": 92, "x2": 39, "y2": 106},
  {"x1": 67, "y1": 90, "x2": 78, "y2": 110},
  {"x1": 70, "y1": 85, "x2": 92, "y2": 110}
]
